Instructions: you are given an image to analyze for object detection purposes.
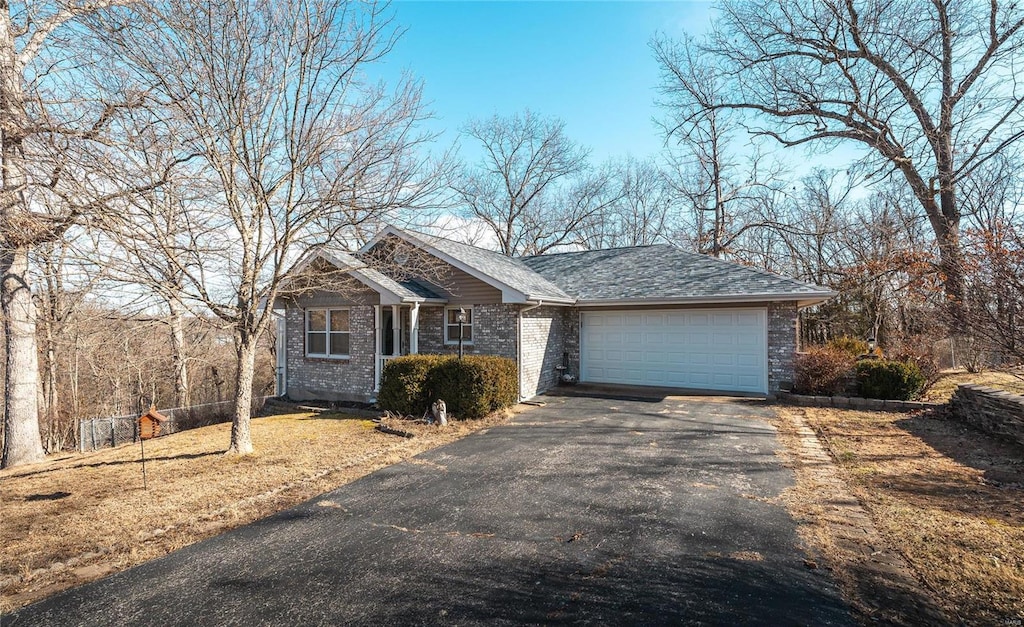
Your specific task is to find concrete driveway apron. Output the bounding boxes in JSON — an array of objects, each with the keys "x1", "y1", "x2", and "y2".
[{"x1": 7, "y1": 394, "x2": 854, "y2": 626}]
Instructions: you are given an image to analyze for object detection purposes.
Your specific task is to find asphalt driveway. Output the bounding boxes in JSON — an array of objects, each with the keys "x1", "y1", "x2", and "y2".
[{"x1": 7, "y1": 394, "x2": 854, "y2": 626}]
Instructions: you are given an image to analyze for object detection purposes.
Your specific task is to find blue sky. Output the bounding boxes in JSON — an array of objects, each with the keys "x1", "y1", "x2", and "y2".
[{"x1": 376, "y1": 1, "x2": 717, "y2": 164}]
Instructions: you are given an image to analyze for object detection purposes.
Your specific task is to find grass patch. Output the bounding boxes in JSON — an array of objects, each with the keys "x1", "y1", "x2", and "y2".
[
  {"x1": 788, "y1": 406, "x2": 1024, "y2": 625},
  {"x1": 0, "y1": 406, "x2": 518, "y2": 612},
  {"x1": 922, "y1": 369, "x2": 1024, "y2": 403}
]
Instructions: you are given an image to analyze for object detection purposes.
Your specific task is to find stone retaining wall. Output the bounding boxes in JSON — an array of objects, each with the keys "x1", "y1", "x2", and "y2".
[
  {"x1": 949, "y1": 384, "x2": 1024, "y2": 447},
  {"x1": 777, "y1": 392, "x2": 942, "y2": 412}
]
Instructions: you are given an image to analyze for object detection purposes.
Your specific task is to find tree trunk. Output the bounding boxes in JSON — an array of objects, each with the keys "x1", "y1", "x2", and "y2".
[
  {"x1": 168, "y1": 296, "x2": 189, "y2": 408},
  {"x1": 41, "y1": 321, "x2": 58, "y2": 452},
  {"x1": 1, "y1": 3, "x2": 44, "y2": 468},
  {"x1": 226, "y1": 335, "x2": 257, "y2": 455},
  {"x1": 936, "y1": 189, "x2": 966, "y2": 329},
  {"x1": 1, "y1": 246, "x2": 45, "y2": 467}
]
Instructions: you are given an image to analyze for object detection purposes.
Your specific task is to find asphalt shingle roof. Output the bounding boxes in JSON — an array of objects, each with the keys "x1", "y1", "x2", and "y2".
[
  {"x1": 316, "y1": 245, "x2": 444, "y2": 301},
  {"x1": 520, "y1": 245, "x2": 833, "y2": 302},
  {"x1": 400, "y1": 230, "x2": 575, "y2": 302}
]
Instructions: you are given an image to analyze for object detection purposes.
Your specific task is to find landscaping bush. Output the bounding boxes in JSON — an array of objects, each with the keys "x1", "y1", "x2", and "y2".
[
  {"x1": 378, "y1": 354, "x2": 518, "y2": 419},
  {"x1": 794, "y1": 347, "x2": 855, "y2": 395},
  {"x1": 826, "y1": 336, "x2": 869, "y2": 359},
  {"x1": 889, "y1": 341, "x2": 942, "y2": 391},
  {"x1": 377, "y1": 354, "x2": 448, "y2": 416},
  {"x1": 855, "y1": 359, "x2": 926, "y2": 400}
]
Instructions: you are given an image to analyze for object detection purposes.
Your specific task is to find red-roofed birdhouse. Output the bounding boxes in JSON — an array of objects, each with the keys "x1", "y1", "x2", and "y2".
[{"x1": 138, "y1": 406, "x2": 168, "y2": 440}]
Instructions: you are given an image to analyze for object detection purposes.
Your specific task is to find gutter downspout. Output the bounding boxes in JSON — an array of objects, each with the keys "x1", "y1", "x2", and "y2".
[
  {"x1": 273, "y1": 310, "x2": 287, "y2": 398},
  {"x1": 517, "y1": 300, "x2": 544, "y2": 402}
]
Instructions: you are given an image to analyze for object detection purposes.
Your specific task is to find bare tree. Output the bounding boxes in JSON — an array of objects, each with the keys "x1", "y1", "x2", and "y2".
[
  {"x1": 0, "y1": 0, "x2": 170, "y2": 468},
  {"x1": 452, "y1": 110, "x2": 613, "y2": 256},
  {"x1": 578, "y1": 157, "x2": 675, "y2": 249},
  {"x1": 960, "y1": 155, "x2": 1024, "y2": 365},
  {"x1": 654, "y1": 35, "x2": 784, "y2": 257},
  {"x1": 33, "y1": 228, "x2": 111, "y2": 451},
  {"x1": 99, "y1": 0, "x2": 440, "y2": 455},
  {"x1": 658, "y1": 0, "x2": 1024, "y2": 324}
]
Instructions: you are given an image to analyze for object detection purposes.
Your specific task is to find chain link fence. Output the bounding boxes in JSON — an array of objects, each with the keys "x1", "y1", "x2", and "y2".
[{"x1": 78, "y1": 398, "x2": 269, "y2": 452}]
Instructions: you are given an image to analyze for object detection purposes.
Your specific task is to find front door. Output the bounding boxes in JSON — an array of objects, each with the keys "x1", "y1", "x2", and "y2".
[
  {"x1": 381, "y1": 307, "x2": 403, "y2": 356},
  {"x1": 382, "y1": 309, "x2": 395, "y2": 356}
]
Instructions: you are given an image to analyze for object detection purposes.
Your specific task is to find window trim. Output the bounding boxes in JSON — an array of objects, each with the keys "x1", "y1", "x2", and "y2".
[
  {"x1": 444, "y1": 306, "x2": 474, "y2": 345},
  {"x1": 305, "y1": 308, "x2": 351, "y2": 359}
]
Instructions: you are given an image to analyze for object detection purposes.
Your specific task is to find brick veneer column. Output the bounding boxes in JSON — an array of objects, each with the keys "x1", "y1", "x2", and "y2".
[{"x1": 767, "y1": 301, "x2": 798, "y2": 395}]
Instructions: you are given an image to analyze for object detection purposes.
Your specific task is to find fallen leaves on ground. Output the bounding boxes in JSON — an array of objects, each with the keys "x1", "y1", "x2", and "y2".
[
  {"x1": 0, "y1": 406, "x2": 517, "y2": 612},
  {"x1": 788, "y1": 406, "x2": 1024, "y2": 625}
]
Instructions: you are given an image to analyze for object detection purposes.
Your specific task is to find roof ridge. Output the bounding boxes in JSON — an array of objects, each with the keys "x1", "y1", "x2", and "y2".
[
  {"x1": 521, "y1": 243, "x2": 663, "y2": 259},
  {"x1": 401, "y1": 226, "x2": 506, "y2": 254},
  {"x1": 695, "y1": 251, "x2": 820, "y2": 288},
  {"x1": 386, "y1": 225, "x2": 575, "y2": 302}
]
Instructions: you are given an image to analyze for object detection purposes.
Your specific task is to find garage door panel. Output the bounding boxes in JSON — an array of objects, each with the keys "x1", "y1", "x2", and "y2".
[
  {"x1": 712, "y1": 332, "x2": 734, "y2": 345},
  {"x1": 581, "y1": 309, "x2": 767, "y2": 394},
  {"x1": 737, "y1": 312, "x2": 761, "y2": 325},
  {"x1": 736, "y1": 354, "x2": 760, "y2": 368}
]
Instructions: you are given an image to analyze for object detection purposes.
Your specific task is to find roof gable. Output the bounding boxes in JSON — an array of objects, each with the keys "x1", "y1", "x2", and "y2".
[
  {"x1": 290, "y1": 245, "x2": 445, "y2": 305},
  {"x1": 359, "y1": 226, "x2": 575, "y2": 304}
]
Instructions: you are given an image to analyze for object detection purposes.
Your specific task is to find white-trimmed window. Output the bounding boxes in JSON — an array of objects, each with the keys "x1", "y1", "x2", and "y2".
[
  {"x1": 306, "y1": 308, "x2": 351, "y2": 358},
  {"x1": 444, "y1": 306, "x2": 473, "y2": 345}
]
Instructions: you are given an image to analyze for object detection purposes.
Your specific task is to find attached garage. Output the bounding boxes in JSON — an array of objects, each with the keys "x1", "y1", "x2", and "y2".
[{"x1": 580, "y1": 308, "x2": 768, "y2": 395}]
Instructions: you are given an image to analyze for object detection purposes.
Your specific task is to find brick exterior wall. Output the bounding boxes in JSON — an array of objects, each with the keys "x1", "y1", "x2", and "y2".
[
  {"x1": 417, "y1": 306, "x2": 444, "y2": 353},
  {"x1": 563, "y1": 308, "x2": 581, "y2": 381},
  {"x1": 285, "y1": 305, "x2": 376, "y2": 403},
  {"x1": 767, "y1": 301, "x2": 798, "y2": 395},
  {"x1": 520, "y1": 306, "x2": 568, "y2": 399},
  {"x1": 418, "y1": 303, "x2": 518, "y2": 359}
]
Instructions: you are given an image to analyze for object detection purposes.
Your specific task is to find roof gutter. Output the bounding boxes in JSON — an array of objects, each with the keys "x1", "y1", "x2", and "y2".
[
  {"x1": 524, "y1": 295, "x2": 575, "y2": 306},
  {"x1": 575, "y1": 292, "x2": 837, "y2": 308},
  {"x1": 517, "y1": 300, "x2": 544, "y2": 402}
]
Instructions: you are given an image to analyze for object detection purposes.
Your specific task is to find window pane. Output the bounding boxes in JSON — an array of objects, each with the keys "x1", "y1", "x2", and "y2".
[
  {"x1": 329, "y1": 332, "x2": 350, "y2": 356},
  {"x1": 447, "y1": 324, "x2": 472, "y2": 342},
  {"x1": 447, "y1": 308, "x2": 472, "y2": 324},
  {"x1": 308, "y1": 310, "x2": 326, "y2": 331},
  {"x1": 308, "y1": 332, "x2": 327, "y2": 354},
  {"x1": 330, "y1": 309, "x2": 349, "y2": 332}
]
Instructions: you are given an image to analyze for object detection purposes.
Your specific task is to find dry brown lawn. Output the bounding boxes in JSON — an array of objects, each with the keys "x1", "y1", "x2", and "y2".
[
  {"x1": 781, "y1": 406, "x2": 1024, "y2": 625},
  {"x1": 922, "y1": 369, "x2": 1024, "y2": 403},
  {"x1": 0, "y1": 406, "x2": 518, "y2": 613}
]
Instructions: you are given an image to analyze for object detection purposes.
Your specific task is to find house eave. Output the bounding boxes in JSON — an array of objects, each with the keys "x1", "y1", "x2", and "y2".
[
  {"x1": 523, "y1": 295, "x2": 576, "y2": 306},
  {"x1": 360, "y1": 225, "x2": 534, "y2": 304},
  {"x1": 575, "y1": 292, "x2": 837, "y2": 308}
]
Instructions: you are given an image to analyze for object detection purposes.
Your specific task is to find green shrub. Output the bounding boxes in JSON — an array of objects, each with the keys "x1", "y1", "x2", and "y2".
[
  {"x1": 377, "y1": 354, "x2": 448, "y2": 416},
  {"x1": 794, "y1": 347, "x2": 855, "y2": 395},
  {"x1": 855, "y1": 359, "x2": 926, "y2": 400},
  {"x1": 889, "y1": 341, "x2": 942, "y2": 391},
  {"x1": 826, "y1": 336, "x2": 869, "y2": 358},
  {"x1": 378, "y1": 354, "x2": 518, "y2": 419}
]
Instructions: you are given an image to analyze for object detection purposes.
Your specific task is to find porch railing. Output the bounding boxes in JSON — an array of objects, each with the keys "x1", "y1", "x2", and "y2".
[{"x1": 376, "y1": 354, "x2": 401, "y2": 391}]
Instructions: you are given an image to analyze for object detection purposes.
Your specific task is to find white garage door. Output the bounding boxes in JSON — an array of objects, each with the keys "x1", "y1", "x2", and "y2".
[{"x1": 580, "y1": 309, "x2": 768, "y2": 394}]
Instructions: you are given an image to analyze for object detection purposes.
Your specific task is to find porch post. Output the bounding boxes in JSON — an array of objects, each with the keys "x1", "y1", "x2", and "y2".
[
  {"x1": 374, "y1": 305, "x2": 382, "y2": 391},
  {"x1": 391, "y1": 304, "x2": 401, "y2": 355},
  {"x1": 410, "y1": 302, "x2": 420, "y2": 354}
]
